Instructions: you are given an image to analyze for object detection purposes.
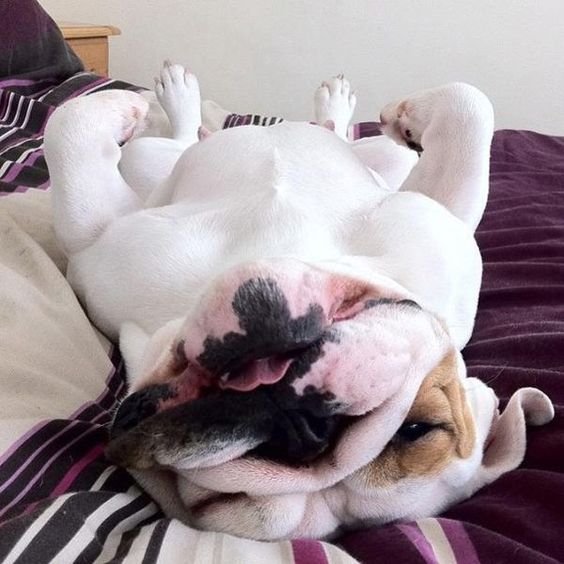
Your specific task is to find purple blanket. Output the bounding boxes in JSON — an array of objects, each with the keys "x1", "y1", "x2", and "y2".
[{"x1": 0, "y1": 78, "x2": 563, "y2": 562}]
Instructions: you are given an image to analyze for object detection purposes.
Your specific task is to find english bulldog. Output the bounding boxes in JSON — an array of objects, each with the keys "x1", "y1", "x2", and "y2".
[{"x1": 43, "y1": 62, "x2": 553, "y2": 540}]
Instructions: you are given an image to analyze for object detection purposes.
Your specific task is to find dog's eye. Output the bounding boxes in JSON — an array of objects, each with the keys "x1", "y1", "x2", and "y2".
[{"x1": 395, "y1": 421, "x2": 436, "y2": 442}]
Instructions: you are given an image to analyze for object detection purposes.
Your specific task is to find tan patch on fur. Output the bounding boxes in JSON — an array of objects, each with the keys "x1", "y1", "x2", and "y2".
[{"x1": 362, "y1": 351, "x2": 476, "y2": 487}]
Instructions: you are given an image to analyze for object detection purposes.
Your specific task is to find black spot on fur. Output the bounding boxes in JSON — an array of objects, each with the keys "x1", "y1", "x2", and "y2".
[{"x1": 197, "y1": 277, "x2": 327, "y2": 376}]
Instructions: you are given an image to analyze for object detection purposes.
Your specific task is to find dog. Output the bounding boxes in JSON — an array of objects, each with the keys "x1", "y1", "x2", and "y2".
[{"x1": 43, "y1": 62, "x2": 553, "y2": 540}]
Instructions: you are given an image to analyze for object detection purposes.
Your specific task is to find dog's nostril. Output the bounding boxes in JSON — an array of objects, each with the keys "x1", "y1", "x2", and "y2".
[
  {"x1": 110, "y1": 383, "x2": 175, "y2": 439},
  {"x1": 250, "y1": 410, "x2": 345, "y2": 465}
]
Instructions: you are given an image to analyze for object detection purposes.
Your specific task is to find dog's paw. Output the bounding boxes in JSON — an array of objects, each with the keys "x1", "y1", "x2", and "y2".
[
  {"x1": 314, "y1": 75, "x2": 357, "y2": 140},
  {"x1": 379, "y1": 83, "x2": 493, "y2": 153},
  {"x1": 154, "y1": 60, "x2": 201, "y2": 141},
  {"x1": 379, "y1": 97, "x2": 425, "y2": 152}
]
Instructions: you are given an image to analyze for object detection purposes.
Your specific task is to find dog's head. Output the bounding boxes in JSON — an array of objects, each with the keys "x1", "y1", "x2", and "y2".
[{"x1": 106, "y1": 258, "x2": 553, "y2": 539}]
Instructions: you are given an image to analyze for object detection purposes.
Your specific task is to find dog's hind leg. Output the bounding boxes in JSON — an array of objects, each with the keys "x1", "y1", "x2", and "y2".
[
  {"x1": 154, "y1": 61, "x2": 202, "y2": 145},
  {"x1": 313, "y1": 76, "x2": 417, "y2": 191},
  {"x1": 120, "y1": 62, "x2": 204, "y2": 203},
  {"x1": 380, "y1": 83, "x2": 494, "y2": 231},
  {"x1": 314, "y1": 75, "x2": 357, "y2": 141},
  {"x1": 44, "y1": 90, "x2": 148, "y2": 255}
]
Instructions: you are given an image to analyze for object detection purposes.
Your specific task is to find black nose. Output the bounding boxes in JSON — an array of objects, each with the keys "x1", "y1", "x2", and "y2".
[{"x1": 252, "y1": 404, "x2": 344, "y2": 464}]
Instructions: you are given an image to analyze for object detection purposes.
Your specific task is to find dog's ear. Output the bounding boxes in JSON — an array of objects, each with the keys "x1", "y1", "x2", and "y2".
[
  {"x1": 471, "y1": 388, "x2": 553, "y2": 489},
  {"x1": 125, "y1": 318, "x2": 184, "y2": 392}
]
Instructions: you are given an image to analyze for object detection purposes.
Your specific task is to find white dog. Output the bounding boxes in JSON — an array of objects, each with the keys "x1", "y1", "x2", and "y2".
[{"x1": 43, "y1": 63, "x2": 553, "y2": 540}]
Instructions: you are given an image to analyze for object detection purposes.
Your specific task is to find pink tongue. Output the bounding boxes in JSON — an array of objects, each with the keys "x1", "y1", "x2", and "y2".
[{"x1": 219, "y1": 357, "x2": 293, "y2": 392}]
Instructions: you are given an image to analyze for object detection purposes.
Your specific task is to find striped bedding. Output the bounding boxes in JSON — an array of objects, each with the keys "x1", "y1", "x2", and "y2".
[{"x1": 0, "y1": 74, "x2": 563, "y2": 564}]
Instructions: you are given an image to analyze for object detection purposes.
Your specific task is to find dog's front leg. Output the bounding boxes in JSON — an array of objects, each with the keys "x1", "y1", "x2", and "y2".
[
  {"x1": 44, "y1": 91, "x2": 148, "y2": 255},
  {"x1": 380, "y1": 83, "x2": 494, "y2": 231}
]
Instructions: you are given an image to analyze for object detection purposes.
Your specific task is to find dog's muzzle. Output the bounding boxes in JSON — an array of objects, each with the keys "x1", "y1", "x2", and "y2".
[
  {"x1": 107, "y1": 341, "x2": 346, "y2": 469},
  {"x1": 105, "y1": 260, "x2": 428, "y2": 471},
  {"x1": 107, "y1": 271, "x2": 353, "y2": 468}
]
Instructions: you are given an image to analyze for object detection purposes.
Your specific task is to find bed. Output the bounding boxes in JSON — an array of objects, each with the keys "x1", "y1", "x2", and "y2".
[{"x1": 1, "y1": 2, "x2": 563, "y2": 563}]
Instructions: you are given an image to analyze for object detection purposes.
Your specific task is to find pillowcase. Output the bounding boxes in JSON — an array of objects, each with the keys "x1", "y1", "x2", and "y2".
[{"x1": 0, "y1": 0, "x2": 83, "y2": 81}]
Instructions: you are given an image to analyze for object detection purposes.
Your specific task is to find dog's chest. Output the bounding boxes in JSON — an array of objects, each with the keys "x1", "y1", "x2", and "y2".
[{"x1": 69, "y1": 194, "x2": 355, "y2": 337}]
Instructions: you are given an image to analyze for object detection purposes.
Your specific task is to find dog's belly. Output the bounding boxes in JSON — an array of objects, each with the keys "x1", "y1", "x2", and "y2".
[
  {"x1": 166, "y1": 122, "x2": 385, "y2": 209},
  {"x1": 69, "y1": 123, "x2": 390, "y2": 338}
]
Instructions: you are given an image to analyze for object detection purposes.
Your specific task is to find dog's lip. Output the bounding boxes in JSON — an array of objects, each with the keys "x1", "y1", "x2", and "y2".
[
  {"x1": 117, "y1": 295, "x2": 421, "y2": 430},
  {"x1": 108, "y1": 342, "x2": 320, "y2": 440}
]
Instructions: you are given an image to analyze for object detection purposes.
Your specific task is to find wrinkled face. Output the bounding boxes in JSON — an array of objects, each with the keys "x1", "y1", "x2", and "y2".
[
  {"x1": 107, "y1": 259, "x2": 453, "y2": 468},
  {"x1": 105, "y1": 259, "x2": 502, "y2": 538},
  {"x1": 176, "y1": 367, "x2": 498, "y2": 540},
  {"x1": 341, "y1": 366, "x2": 496, "y2": 531}
]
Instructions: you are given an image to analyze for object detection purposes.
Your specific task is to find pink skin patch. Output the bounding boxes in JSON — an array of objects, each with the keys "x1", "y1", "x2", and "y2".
[
  {"x1": 155, "y1": 360, "x2": 214, "y2": 412},
  {"x1": 219, "y1": 357, "x2": 293, "y2": 392}
]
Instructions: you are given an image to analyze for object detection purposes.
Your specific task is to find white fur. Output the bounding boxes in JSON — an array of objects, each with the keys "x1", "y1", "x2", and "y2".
[{"x1": 43, "y1": 64, "x2": 553, "y2": 540}]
